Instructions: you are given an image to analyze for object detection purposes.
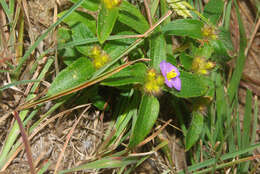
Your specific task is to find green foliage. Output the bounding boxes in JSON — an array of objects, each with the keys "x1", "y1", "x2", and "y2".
[
  {"x1": 162, "y1": 19, "x2": 204, "y2": 39},
  {"x1": 129, "y1": 95, "x2": 160, "y2": 148},
  {"x1": 101, "y1": 63, "x2": 147, "y2": 86},
  {"x1": 118, "y1": 1, "x2": 149, "y2": 33},
  {"x1": 2, "y1": 0, "x2": 258, "y2": 173},
  {"x1": 71, "y1": 23, "x2": 95, "y2": 56},
  {"x1": 203, "y1": 0, "x2": 224, "y2": 24},
  {"x1": 97, "y1": 3, "x2": 119, "y2": 44},
  {"x1": 47, "y1": 58, "x2": 95, "y2": 96},
  {"x1": 149, "y1": 28, "x2": 167, "y2": 71},
  {"x1": 166, "y1": 71, "x2": 209, "y2": 98},
  {"x1": 58, "y1": 10, "x2": 96, "y2": 33},
  {"x1": 185, "y1": 112, "x2": 204, "y2": 151},
  {"x1": 70, "y1": 0, "x2": 100, "y2": 11}
]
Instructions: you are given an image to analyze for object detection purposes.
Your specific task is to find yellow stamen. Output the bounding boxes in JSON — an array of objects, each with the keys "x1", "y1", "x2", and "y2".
[{"x1": 166, "y1": 69, "x2": 177, "y2": 81}]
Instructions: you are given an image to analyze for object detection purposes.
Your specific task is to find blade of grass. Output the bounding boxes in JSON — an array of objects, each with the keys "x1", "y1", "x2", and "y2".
[
  {"x1": 215, "y1": 73, "x2": 226, "y2": 141},
  {"x1": 223, "y1": 0, "x2": 232, "y2": 29},
  {"x1": 251, "y1": 96, "x2": 258, "y2": 144},
  {"x1": 240, "y1": 90, "x2": 253, "y2": 172},
  {"x1": 242, "y1": 90, "x2": 252, "y2": 149},
  {"x1": 177, "y1": 142, "x2": 260, "y2": 174},
  {"x1": 9, "y1": 0, "x2": 15, "y2": 18},
  {"x1": 59, "y1": 156, "x2": 139, "y2": 174},
  {"x1": 37, "y1": 161, "x2": 51, "y2": 174},
  {"x1": 0, "y1": 79, "x2": 40, "y2": 91},
  {"x1": 227, "y1": 0, "x2": 247, "y2": 102},
  {"x1": 235, "y1": 94, "x2": 242, "y2": 149},
  {"x1": 194, "y1": 155, "x2": 260, "y2": 174},
  {"x1": 0, "y1": 0, "x2": 12, "y2": 21}
]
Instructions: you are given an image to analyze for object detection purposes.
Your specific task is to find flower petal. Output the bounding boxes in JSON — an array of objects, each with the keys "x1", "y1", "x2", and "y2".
[
  {"x1": 159, "y1": 60, "x2": 168, "y2": 77},
  {"x1": 160, "y1": 60, "x2": 181, "y2": 90},
  {"x1": 171, "y1": 77, "x2": 181, "y2": 91},
  {"x1": 164, "y1": 78, "x2": 173, "y2": 88},
  {"x1": 171, "y1": 65, "x2": 180, "y2": 76}
]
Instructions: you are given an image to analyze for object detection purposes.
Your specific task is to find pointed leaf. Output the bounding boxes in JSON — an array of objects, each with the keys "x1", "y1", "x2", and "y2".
[
  {"x1": 58, "y1": 10, "x2": 96, "y2": 33},
  {"x1": 97, "y1": 4, "x2": 119, "y2": 44},
  {"x1": 58, "y1": 28, "x2": 80, "y2": 65},
  {"x1": 47, "y1": 57, "x2": 95, "y2": 96},
  {"x1": 162, "y1": 19, "x2": 204, "y2": 39},
  {"x1": 70, "y1": 0, "x2": 100, "y2": 11},
  {"x1": 59, "y1": 157, "x2": 138, "y2": 173},
  {"x1": 180, "y1": 53, "x2": 193, "y2": 71},
  {"x1": 129, "y1": 95, "x2": 160, "y2": 148},
  {"x1": 104, "y1": 31, "x2": 138, "y2": 59},
  {"x1": 150, "y1": 29, "x2": 167, "y2": 71},
  {"x1": 185, "y1": 112, "x2": 204, "y2": 150},
  {"x1": 101, "y1": 63, "x2": 147, "y2": 86},
  {"x1": 71, "y1": 23, "x2": 95, "y2": 56},
  {"x1": 118, "y1": 1, "x2": 149, "y2": 33},
  {"x1": 203, "y1": 0, "x2": 224, "y2": 24},
  {"x1": 166, "y1": 71, "x2": 208, "y2": 98}
]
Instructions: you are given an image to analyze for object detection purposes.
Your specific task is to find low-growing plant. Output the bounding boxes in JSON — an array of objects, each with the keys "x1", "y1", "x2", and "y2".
[{"x1": 0, "y1": 0, "x2": 259, "y2": 173}]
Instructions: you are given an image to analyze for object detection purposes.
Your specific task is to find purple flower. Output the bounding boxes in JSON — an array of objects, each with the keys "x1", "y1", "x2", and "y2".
[{"x1": 160, "y1": 60, "x2": 181, "y2": 91}]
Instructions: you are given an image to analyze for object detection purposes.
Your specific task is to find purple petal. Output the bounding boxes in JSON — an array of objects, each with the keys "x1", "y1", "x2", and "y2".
[
  {"x1": 160, "y1": 60, "x2": 180, "y2": 77},
  {"x1": 171, "y1": 77, "x2": 181, "y2": 91},
  {"x1": 160, "y1": 60, "x2": 181, "y2": 91},
  {"x1": 159, "y1": 60, "x2": 168, "y2": 77},
  {"x1": 164, "y1": 78, "x2": 173, "y2": 88},
  {"x1": 171, "y1": 65, "x2": 180, "y2": 77}
]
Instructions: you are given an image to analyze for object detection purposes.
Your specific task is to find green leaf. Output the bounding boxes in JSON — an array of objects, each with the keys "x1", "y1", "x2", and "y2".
[
  {"x1": 71, "y1": 23, "x2": 95, "y2": 56},
  {"x1": 118, "y1": 1, "x2": 149, "y2": 33},
  {"x1": 47, "y1": 57, "x2": 95, "y2": 96},
  {"x1": 59, "y1": 156, "x2": 138, "y2": 173},
  {"x1": 58, "y1": 28, "x2": 80, "y2": 65},
  {"x1": 149, "y1": 29, "x2": 167, "y2": 71},
  {"x1": 191, "y1": 43, "x2": 214, "y2": 59},
  {"x1": 227, "y1": 0, "x2": 247, "y2": 102},
  {"x1": 0, "y1": 80, "x2": 40, "y2": 91},
  {"x1": 242, "y1": 90, "x2": 253, "y2": 149},
  {"x1": 101, "y1": 63, "x2": 147, "y2": 86},
  {"x1": 70, "y1": 0, "x2": 100, "y2": 11},
  {"x1": 180, "y1": 53, "x2": 193, "y2": 71},
  {"x1": 162, "y1": 19, "x2": 204, "y2": 39},
  {"x1": 218, "y1": 27, "x2": 234, "y2": 51},
  {"x1": 129, "y1": 95, "x2": 160, "y2": 148},
  {"x1": 97, "y1": 4, "x2": 119, "y2": 44},
  {"x1": 185, "y1": 112, "x2": 204, "y2": 151},
  {"x1": 58, "y1": 10, "x2": 96, "y2": 34},
  {"x1": 104, "y1": 31, "x2": 137, "y2": 59},
  {"x1": 210, "y1": 40, "x2": 231, "y2": 62},
  {"x1": 203, "y1": 0, "x2": 224, "y2": 24},
  {"x1": 166, "y1": 71, "x2": 208, "y2": 98},
  {"x1": 74, "y1": 86, "x2": 108, "y2": 110},
  {"x1": 240, "y1": 90, "x2": 253, "y2": 172}
]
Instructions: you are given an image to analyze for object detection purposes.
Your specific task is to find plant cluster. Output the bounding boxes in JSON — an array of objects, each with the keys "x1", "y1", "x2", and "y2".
[{"x1": 0, "y1": 0, "x2": 259, "y2": 173}]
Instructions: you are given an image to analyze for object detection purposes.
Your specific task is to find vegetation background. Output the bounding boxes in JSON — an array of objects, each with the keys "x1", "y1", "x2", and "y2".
[{"x1": 0, "y1": 0, "x2": 260, "y2": 173}]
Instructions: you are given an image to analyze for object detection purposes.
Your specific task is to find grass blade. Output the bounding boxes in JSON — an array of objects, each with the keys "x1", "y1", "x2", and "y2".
[{"x1": 227, "y1": 0, "x2": 247, "y2": 102}]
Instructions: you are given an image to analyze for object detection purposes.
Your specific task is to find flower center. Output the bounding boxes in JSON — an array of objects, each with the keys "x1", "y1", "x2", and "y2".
[{"x1": 166, "y1": 69, "x2": 177, "y2": 81}]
